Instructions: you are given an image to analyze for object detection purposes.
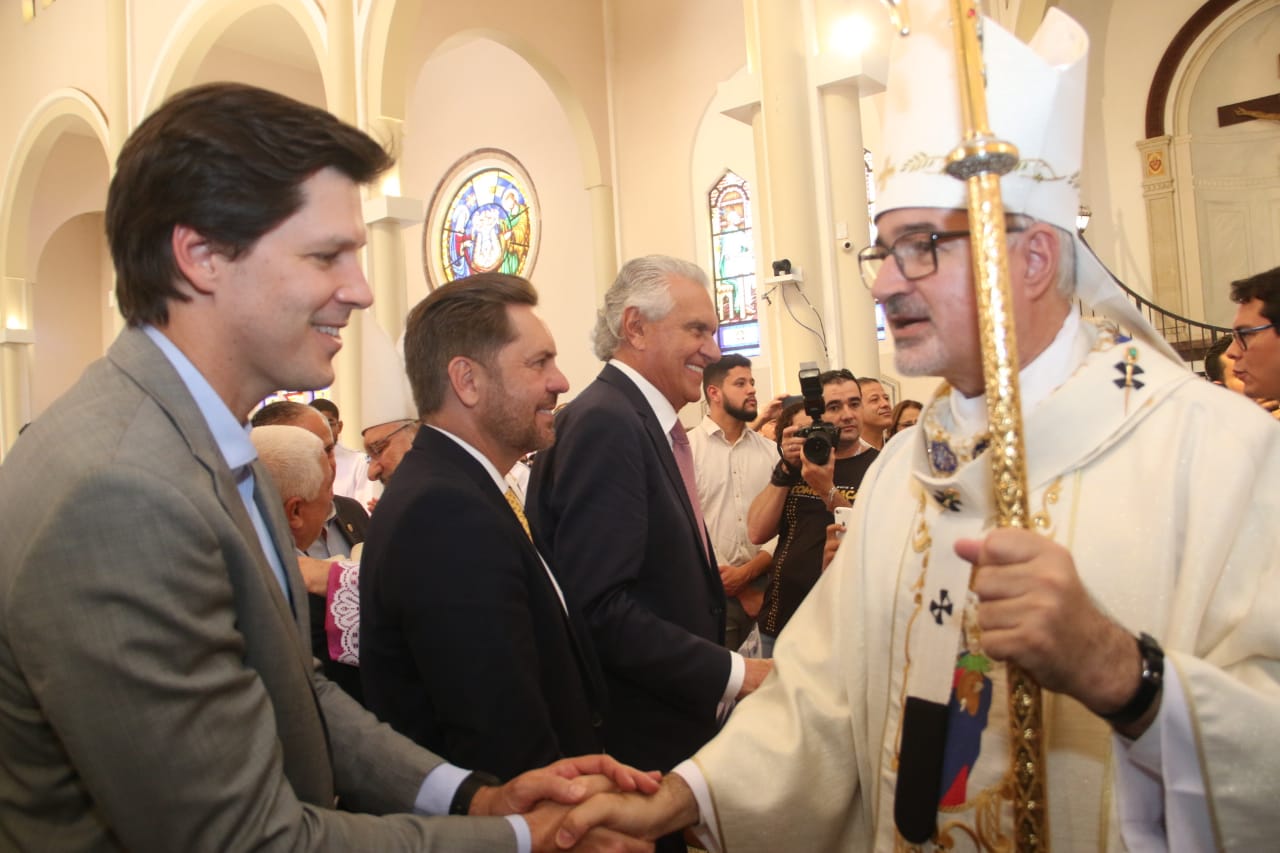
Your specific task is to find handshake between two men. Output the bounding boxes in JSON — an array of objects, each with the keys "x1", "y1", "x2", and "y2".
[{"x1": 508, "y1": 755, "x2": 698, "y2": 853}]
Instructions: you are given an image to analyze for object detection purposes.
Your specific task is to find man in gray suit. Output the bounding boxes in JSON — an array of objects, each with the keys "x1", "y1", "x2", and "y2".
[{"x1": 0, "y1": 82, "x2": 652, "y2": 852}]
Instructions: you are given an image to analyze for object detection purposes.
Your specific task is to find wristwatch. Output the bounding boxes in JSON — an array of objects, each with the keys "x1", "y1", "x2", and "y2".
[
  {"x1": 1101, "y1": 632, "x2": 1164, "y2": 727},
  {"x1": 449, "y1": 770, "x2": 501, "y2": 815}
]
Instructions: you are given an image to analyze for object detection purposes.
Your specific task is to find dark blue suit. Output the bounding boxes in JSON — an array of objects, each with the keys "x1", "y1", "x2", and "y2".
[
  {"x1": 360, "y1": 426, "x2": 605, "y2": 781},
  {"x1": 528, "y1": 364, "x2": 729, "y2": 774}
]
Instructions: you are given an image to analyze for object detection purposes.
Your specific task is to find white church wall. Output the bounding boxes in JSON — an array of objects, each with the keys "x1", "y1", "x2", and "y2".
[
  {"x1": 608, "y1": 0, "x2": 747, "y2": 262},
  {"x1": 1060, "y1": 0, "x2": 1206, "y2": 297},
  {"x1": 0, "y1": 2, "x2": 109, "y2": 195},
  {"x1": 401, "y1": 37, "x2": 601, "y2": 398},
  {"x1": 191, "y1": 45, "x2": 325, "y2": 108},
  {"x1": 32, "y1": 213, "x2": 107, "y2": 419}
]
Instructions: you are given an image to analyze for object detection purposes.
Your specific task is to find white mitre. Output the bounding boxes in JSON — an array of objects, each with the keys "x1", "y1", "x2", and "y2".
[
  {"x1": 360, "y1": 314, "x2": 417, "y2": 433},
  {"x1": 875, "y1": 0, "x2": 1179, "y2": 363}
]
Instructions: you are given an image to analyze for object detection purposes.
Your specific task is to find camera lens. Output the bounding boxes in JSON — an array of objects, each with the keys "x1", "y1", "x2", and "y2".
[{"x1": 803, "y1": 432, "x2": 832, "y2": 465}]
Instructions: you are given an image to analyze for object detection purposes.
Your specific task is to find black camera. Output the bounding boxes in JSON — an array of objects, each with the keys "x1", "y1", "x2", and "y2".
[{"x1": 795, "y1": 362, "x2": 839, "y2": 465}]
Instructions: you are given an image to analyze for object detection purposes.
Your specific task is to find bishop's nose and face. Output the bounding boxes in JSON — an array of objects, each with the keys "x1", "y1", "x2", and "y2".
[
  {"x1": 870, "y1": 208, "x2": 984, "y2": 396},
  {"x1": 364, "y1": 419, "x2": 417, "y2": 485}
]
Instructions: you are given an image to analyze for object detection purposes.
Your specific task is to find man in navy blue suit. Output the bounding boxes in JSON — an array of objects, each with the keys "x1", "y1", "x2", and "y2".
[
  {"x1": 528, "y1": 256, "x2": 773, "y2": 785},
  {"x1": 360, "y1": 273, "x2": 607, "y2": 782}
]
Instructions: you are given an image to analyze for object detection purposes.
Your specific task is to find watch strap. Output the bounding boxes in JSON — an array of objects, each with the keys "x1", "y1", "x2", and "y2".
[
  {"x1": 1101, "y1": 632, "x2": 1164, "y2": 727},
  {"x1": 448, "y1": 770, "x2": 501, "y2": 816}
]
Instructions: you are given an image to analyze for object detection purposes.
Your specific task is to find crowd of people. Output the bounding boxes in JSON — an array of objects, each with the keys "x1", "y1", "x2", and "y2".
[{"x1": 1, "y1": 1, "x2": 1278, "y2": 850}]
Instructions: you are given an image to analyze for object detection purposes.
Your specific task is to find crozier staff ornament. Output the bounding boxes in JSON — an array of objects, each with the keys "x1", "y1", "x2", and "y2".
[{"x1": 879, "y1": 0, "x2": 1050, "y2": 849}]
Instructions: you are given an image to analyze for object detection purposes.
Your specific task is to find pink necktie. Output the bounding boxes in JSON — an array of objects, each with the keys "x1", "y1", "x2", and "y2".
[{"x1": 669, "y1": 424, "x2": 711, "y2": 564}]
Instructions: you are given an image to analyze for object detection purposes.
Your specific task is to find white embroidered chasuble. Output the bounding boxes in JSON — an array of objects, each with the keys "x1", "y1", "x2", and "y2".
[{"x1": 691, "y1": 320, "x2": 1280, "y2": 851}]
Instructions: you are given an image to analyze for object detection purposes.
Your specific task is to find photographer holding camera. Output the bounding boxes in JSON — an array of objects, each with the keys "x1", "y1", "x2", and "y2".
[{"x1": 746, "y1": 368, "x2": 879, "y2": 657}]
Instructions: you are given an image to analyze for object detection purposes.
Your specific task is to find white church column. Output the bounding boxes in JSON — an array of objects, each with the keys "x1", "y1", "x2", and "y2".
[
  {"x1": 820, "y1": 78, "x2": 879, "y2": 377},
  {"x1": 588, "y1": 182, "x2": 618, "y2": 300},
  {"x1": 743, "y1": 0, "x2": 829, "y2": 375},
  {"x1": 363, "y1": 190, "x2": 424, "y2": 342},
  {"x1": 326, "y1": 0, "x2": 365, "y2": 430}
]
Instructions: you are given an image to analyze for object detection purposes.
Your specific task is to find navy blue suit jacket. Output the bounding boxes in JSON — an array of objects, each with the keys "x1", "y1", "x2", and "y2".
[
  {"x1": 359, "y1": 426, "x2": 605, "y2": 781},
  {"x1": 528, "y1": 364, "x2": 729, "y2": 772}
]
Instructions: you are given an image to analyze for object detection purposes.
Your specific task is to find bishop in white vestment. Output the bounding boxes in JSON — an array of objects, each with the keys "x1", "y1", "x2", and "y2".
[{"x1": 555, "y1": 3, "x2": 1280, "y2": 850}]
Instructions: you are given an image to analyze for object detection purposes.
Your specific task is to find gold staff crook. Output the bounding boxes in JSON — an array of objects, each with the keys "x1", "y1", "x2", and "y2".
[{"x1": 879, "y1": 1, "x2": 1051, "y2": 849}]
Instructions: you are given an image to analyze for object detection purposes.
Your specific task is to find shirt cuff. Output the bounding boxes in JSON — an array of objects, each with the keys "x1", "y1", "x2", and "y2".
[
  {"x1": 413, "y1": 762, "x2": 469, "y2": 815},
  {"x1": 716, "y1": 651, "x2": 745, "y2": 720},
  {"x1": 1112, "y1": 661, "x2": 1213, "y2": 852},
  {"x1": 671, "y1": 760, "x2": 722, "y2": 853},
  {"x1": 505, "y1": 815, "x2": 532, "y2": 853}
]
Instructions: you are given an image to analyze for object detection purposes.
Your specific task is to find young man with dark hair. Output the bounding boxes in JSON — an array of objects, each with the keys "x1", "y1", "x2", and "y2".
[
  {"x1": 1227, "y1": 266, "x2": 1280, "y2": 402},
  {"x1": 689, "y1": 354, "x2": 779, "y2": 650},
  {"x1": 0, "y1": 82, "x2": 650, "y2": 852}
]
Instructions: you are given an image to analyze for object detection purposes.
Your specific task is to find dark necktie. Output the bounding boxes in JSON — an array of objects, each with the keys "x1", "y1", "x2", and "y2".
[{"x1": 669, "y1": 424, "x2": 710, "y2": 563}]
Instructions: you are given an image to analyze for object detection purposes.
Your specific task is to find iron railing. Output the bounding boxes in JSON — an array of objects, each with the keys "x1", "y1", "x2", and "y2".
[{"x1": 1084, "y1": 276, "x2": 1231, "y2": 367}]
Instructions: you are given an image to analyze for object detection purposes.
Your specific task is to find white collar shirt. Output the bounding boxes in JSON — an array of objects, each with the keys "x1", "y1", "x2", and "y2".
[{"x1": 689, "y1": 415, "x2": 779, "y2": 565}]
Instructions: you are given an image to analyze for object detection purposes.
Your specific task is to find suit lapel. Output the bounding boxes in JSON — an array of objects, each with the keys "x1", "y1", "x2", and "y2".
[
  {"x1": 427, "y1": 427, "x2": 607, "y2": 712},
  {"x1": 600, "y1": 365, "x2": 715, "y2": 578},
  {"x1": 109, "y1": 329, "x2": 310, "y2": 653}
]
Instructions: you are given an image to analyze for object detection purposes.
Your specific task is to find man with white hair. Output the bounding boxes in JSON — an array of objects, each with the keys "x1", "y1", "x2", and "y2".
[
  {"x1": 528, "y1": 256, "x2": 773, "y2": 816},
  {"x1": 250, "y1": 424, "x2": 334, "y2": 556},
  {"x1": 556, "y1": 3, "x2": 1280, "y2": 850}
]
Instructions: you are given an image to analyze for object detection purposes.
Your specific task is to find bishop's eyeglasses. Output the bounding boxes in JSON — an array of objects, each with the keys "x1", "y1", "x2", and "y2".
[
  {"x1": 365, "y1": 420, "x2": 417, "y2": 463},
  {"x1": 858, "y1": 227, "x2": 1025, "y2": 290}
]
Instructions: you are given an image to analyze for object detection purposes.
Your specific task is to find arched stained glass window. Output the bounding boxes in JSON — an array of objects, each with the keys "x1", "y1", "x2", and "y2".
[
  {"x1": 708, "y1": 171, "x2": 759, "y2": 355},
  {"x1": 425, "y1": 150, "x2": 540, "y2": 288}
]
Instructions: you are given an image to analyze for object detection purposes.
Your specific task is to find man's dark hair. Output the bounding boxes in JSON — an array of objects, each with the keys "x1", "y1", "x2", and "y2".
[
  {"x1": 1230, "y1": 266, "x2": 1280, "y2": 325},
  {"x1": 251, "y1": 400, "x2": 318, "y2": 428},
  {"x1": 856, "y1": 376, "x2": 882, "y2": 390},
  {"x1": 309, "y1": 398, "x2": 340, "y2": 420},
  {"x1": 107, "y1": 82, "x2": 394, "y2": 327},
  {"x1": 819, "y1": 369, "x2": 861, "y2": 392},
  {"x1": 404, "y1": 273, "x2": 539, "y2": 416},
  {"x1": 702, "y1": 354, "x2": 752, "y2": 398},
  {"x1": 1203, "y1": 335, "x2": 1232, "y2": 384}
]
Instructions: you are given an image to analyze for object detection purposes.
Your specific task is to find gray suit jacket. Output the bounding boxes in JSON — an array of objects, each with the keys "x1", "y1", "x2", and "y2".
[{"x1": 0, "y1": 328, "x2": 514, "y2": 851}]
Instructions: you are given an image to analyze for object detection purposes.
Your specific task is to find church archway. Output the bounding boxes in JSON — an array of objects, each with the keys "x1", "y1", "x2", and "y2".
[{"x1": 0, "y1": 89, "x2": 111, "y2": 453}]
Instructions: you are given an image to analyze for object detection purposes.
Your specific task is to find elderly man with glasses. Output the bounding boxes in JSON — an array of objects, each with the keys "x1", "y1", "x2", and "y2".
[{"x1": 363, "y1": 418, "x2": 420, "y2": 488}]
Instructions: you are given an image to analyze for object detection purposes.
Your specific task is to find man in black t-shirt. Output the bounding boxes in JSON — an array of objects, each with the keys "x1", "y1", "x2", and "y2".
[{"x1": 746, "y1": 370, "x2": 879, "y2": 656}]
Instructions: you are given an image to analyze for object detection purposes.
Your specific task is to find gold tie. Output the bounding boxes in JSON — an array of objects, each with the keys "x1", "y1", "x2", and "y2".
[{"x1": 504, "y1": 488, "x2": 533, "y2": 541}]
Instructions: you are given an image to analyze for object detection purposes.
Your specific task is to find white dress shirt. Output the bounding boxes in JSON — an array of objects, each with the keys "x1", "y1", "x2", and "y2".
[{"x1": 688, "y1": 415, "x2": 779, "y2": 566}]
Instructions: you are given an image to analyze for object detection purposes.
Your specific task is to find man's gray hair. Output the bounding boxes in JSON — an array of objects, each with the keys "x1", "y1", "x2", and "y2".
[
  {"x1": 592, "y1": 255, "x2": 709, "y2": 361},
  {"x1": 251, "y1": 425, "x2": 327, "y2": 502}
]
